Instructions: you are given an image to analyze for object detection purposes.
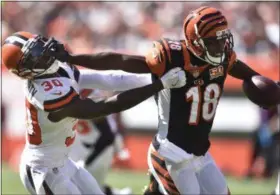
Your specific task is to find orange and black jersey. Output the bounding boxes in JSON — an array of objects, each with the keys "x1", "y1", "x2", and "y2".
[{"x1": 145, "y1": 38, "x2": 236, "y2": 156}]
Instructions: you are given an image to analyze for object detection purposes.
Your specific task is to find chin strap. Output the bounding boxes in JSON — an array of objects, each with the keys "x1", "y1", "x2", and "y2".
[
  {"x1": 204, "y1": 51, "x2": 225, "y2": 66},
  {"x1": 33, "y1": 60, "x2": 60, "y2": 78}
]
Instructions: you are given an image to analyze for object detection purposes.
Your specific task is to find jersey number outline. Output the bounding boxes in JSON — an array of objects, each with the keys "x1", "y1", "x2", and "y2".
[
  {"x1": 73, "y1": 120, "x2": 91, "y2": 135},
  {"x1": 65, "y1": 127, "x2": 76, "y2": 147},
  {"x1": 168, "y1": 40, "x2": 182, "y2": 51},
  {"x1": 41, "y1": 79, "x2": 63, "y2": 91},
  {"x1": 186, "y1": 83, "x2": 221, "y2": 125},
  {"x1": 26, "y1": 103, "x2": 42, "y2": 145},
  {"x1": 26, "y1": 103, "x2": 76, "y2": 147}
]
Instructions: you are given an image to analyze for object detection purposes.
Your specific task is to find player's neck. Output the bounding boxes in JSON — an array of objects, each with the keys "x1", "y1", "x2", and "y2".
[
  {"x1": 34, "y1": 68, "x2": 64, "y2": 80},
  {"x1": 188, "y1": 50, "x2": 207, "y2": 67}
]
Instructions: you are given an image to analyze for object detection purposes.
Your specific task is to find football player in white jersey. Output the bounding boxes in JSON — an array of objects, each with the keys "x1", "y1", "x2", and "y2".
[
  {"x1": 2, "y1": 31, "x2": 186, "y2": 195},
  {"x1": 70, "y1": 89, "x2": 132, "y2": 195}
]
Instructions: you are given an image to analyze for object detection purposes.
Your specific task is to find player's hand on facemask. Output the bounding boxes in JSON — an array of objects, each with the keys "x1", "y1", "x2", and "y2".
[
  {"x1": 160, "y1": 67, "x2": 186, "y2": 89},
  {"x1": 47, "y1": 39, "x2": 70, "y2": 63}
]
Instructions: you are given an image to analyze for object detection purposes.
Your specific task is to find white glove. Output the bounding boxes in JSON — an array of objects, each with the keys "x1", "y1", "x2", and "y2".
[
  {"x1": 160, "y1": 67, "x2": 186, "y2": 89},
  {"x1": 76, "y1": 160, "x2": 85, "y2": 168}
]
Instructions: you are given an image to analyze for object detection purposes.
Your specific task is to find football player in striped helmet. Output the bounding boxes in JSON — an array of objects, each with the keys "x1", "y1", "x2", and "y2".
[{"x1": 49, "y1": 6, "x2": 280, "y2": 195}]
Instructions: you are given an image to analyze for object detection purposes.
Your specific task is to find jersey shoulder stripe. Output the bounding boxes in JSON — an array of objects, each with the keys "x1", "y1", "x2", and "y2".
[
  {"x1": 25, "y1": 98, "x2": 42, "y2": 145},
  {"x1": 181, "y1": 41, "x2": 191, "y2": 70},
  {"x1": 159, "y1": 38, "x2": 171, "y2": 64},
  {"x1": 43, "y1": 87, "x2": 78, "y2": 112},
  {"x1": 145, "y1": 38, "x2": 172, "y2": 77},
  {"x1": 25, "y1": 77, "x2": 79, "y2": 111}
]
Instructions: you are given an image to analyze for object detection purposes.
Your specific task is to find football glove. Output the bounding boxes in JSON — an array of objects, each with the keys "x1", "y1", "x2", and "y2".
[
  {"x1": 160, "y1": 67, "x2": 186, "y2": 89},
  {"x1": 47, "y1": 39, "x2": 70, "y2": 62}
]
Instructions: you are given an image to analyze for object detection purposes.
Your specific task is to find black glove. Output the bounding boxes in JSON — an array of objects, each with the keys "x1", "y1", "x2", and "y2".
[{"x1": 47, "y1": 39, "x2": 70, "y2": 62}]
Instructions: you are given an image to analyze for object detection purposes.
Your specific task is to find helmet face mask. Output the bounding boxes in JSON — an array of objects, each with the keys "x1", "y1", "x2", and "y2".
[
  {"x1": 184, "y1": 6, "x2": 234, "y2": 66},
  {"x1": 17, "y1": 35, "x2": 58, "y2": 79},
  {"x1": 199, "y1": 30, "x2": 234, "y2": 66}
]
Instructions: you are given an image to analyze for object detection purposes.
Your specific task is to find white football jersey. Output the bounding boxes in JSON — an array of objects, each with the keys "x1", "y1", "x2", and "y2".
[
  {"x1": 20, "y1": 63, "x2": 152, "y2": 168},
  {"x1": 22, "y1": 62, "x2": 80, "y2": 168}
]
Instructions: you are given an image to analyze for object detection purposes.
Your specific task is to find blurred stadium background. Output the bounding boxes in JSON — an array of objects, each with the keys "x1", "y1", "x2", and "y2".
[{"x1": 1, "y1": 1, "x2": 279, "y2": 194}]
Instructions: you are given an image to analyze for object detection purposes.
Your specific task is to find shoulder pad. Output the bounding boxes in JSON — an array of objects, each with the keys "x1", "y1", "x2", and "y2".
[
  {"x1": 25, "y1": 78, "x2": 79, "y2": 112},
  {"x1": 179, "y1": 41, "x2": 192, "y2": 72},
  {"x1": 145, "y1": 38, "x2": 173, "y2": 76},
  {"x1": 59, "y1": 62, "x2": 80, "y2": 83}
]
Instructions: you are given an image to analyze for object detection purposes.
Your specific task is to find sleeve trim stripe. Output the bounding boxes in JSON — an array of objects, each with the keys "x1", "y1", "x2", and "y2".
[
  {"x1": 181, "y1": 42, "x2": 191, "y2": 70},
  {"x1": 44, "y1": 89, "x2": 78, "y2": 111},
  {"x1": 80, "y1": 89, "x2": 94, "y2": 99},
  {"x1": 44, "y1": 87, "x2": 74, "y2": 104},
  {"x1": 161, "y1": 39, "x2": 171, "y2": 63}
]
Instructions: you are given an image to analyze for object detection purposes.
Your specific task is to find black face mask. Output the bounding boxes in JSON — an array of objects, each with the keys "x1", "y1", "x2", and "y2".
[
  {"x1": 201, "y1": 32, "x2": 234, "y2": 65},
  {"x1": 17, "y1": 35, "x2": 58, "y2": 78},
  {"x1": 204, "y1": 37, "x2": 226, "y2": 57}
]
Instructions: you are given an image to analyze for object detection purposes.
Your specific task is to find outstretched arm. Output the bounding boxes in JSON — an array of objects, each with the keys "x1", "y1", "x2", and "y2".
[
  {"x1": 63, "y1": 51, "x2": 151, "y2": 74},
  {"x1": 48, "y1": 40, "x2": 165, "y2": 74},
  {"x1": 228, "y1": 59, "x2": 260, "y2": 81},
  {"x1": 48, "y1": 80, "x2": 163, "y2": 122},
  {"x1": 48, "y1": 67, "x2": 186, "y2": 122},
  {"x1": 69, "y1": 52, "x2": 150, "y2": 73},
  {"x1": 78, "y1": 69, "x2": 152, "y2": 91}
]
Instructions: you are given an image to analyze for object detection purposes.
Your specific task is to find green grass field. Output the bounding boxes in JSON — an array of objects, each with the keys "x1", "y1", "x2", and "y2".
[{"x1": 1, "y1": 163, "x2": 277, "y2": 194}]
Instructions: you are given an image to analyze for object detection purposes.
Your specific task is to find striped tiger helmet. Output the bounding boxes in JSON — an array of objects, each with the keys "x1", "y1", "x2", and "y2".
[
  {"x1": 2, "y1": 31, "x2": 60, "y2": 79},
  {"x1": 183, "y1": 6, "x2": 234, "y2": 66}
]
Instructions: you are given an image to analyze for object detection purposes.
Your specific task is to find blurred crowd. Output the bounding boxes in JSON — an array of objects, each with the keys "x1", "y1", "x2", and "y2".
[
  {"x1": 1, "y1": 2, "x2": 279, "y2": 179},
  {"x1": 2, "y1": 1, "x2": 279, "y2": 57}
]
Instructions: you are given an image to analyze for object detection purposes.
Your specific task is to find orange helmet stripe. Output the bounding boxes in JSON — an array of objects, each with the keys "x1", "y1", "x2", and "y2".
[
  {"x1": 201, "y1": 20, "x2": 228, "y2": 37},
  {"x1": 198, "y1": 15, "x2": 224, "y2": 35},
  {"x1": 196, "y1": 11, "x2": 221, "y2": 27}
]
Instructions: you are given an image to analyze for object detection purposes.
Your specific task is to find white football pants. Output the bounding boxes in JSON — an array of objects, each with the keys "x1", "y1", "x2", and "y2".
[
  {"x1": 19, "y1": 158, "x2": 104, "y2": 195},
  {"x1": 84, "y1": 145, "x2": 114, "y2": 186},
  {"x1": 147, "y1": 140, "x2": 229, "y2": 195},
  {"x1": 276, "y1": 171, "x2": 279, "y2": 195}
]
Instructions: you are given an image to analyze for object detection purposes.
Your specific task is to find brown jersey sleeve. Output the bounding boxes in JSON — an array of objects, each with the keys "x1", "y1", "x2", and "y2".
[{"x1": 145, "y1": 40, "x2": 171, "y2": 77}]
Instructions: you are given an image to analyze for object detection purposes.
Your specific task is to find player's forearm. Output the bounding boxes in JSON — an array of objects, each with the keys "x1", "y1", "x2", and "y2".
[
  {"x1": 229, "y1": 60, "x2": 260, "y2": 81},
  {"x1": 68, "y1": 52, "x2": 150, "y2": 73},
  {"x1": 72, "y1": 80, "x2": 163, "y2": 119},
  {"x1": 99, "y1": 80, "x2": 163, "y2": 116},
  {"x1": 78, "y1": 69, "x2": 152, "y2": 91}
]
